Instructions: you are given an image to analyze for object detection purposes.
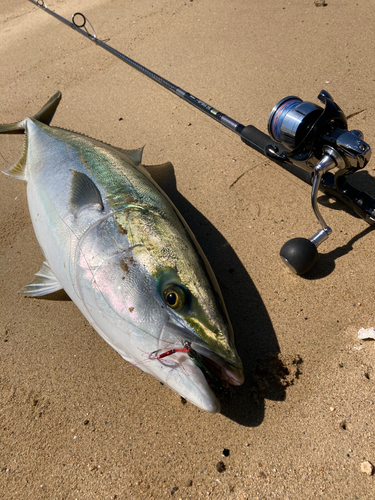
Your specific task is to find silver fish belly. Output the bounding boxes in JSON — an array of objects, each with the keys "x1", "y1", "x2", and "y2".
[{"x1": 0, "y1": 92, "x2": 243, "y2": 412}]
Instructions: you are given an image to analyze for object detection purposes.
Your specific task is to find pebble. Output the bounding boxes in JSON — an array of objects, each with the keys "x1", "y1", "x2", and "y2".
[
  {"x1": 358, "y1": 327, "x2": 375, "y2": 340},
  {"x1": 216, "y1": 461, "x2": 226, "y2": 473},
  {"x1": 222, "y1": 448, "x2": 230, "y2": 457},
  {"x1": 339, "y1": 420, "x2": 347, "y2": 430},
  {"x1": 360, "y1": 461, "x2": 374, "y2": 476},
  {"x1": 185, "y1": 479, "x2": 193, "y2": 487}
]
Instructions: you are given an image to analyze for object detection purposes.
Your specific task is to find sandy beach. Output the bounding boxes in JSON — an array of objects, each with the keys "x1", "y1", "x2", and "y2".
[{"x1": 1, "y1": 0, "x2": 375, "y2": 498}]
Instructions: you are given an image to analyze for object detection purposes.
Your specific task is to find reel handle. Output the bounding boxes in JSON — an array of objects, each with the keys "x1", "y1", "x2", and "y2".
[{"x1": 279, "y1": 148, "x2": 342, "y2": 274}]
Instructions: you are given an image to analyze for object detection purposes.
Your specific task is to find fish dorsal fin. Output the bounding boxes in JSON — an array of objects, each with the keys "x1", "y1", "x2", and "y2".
[
  {"x1": 51, "y1": 126, "x2": 145, "y2": 167},
  {"x1": 69, "y1": 169, "x2": 104, "y2": 217},
  {"x1": 139, "y1": 162, "x2": 177, "y2": 192},
  {"x1": 142, "y1": 162, "x2": 175, "y2": 184},
  {"x1": 20, "y1": 261, "x2": 63, "y2": 297},
  {"x1": 3, "y1": 134, "x2": 28, "y2": 180},
  {"x1": 117, "y1": 146, "x2": 144, "y2": 166}
]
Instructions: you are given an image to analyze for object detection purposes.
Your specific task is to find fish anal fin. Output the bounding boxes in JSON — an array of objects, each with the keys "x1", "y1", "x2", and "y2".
[
  {"x1": 20, "y1": 261, "x2": 63, "y2": 297},
  {"x1": 69, "y1": 169, "x2": 104, "y2": 217}
]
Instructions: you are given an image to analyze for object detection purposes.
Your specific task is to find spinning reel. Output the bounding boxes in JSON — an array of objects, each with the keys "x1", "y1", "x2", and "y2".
[
  {"x1": 30, "y1": 0, "x2": 375, "y2": 276},
  {"x1": 265, "y1": 90, "x2": 372, "y2": 274}
]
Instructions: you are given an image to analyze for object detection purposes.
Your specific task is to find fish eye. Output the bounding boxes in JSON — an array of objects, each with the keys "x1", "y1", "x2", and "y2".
[{"x1": 163, "y1": 285, "x2": 185, "y2": 310}]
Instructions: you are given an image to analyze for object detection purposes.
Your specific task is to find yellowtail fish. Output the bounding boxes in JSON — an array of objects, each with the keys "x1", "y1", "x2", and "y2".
[{"x1": 0, "y1": 92, "x2": 243, "y2": 412}]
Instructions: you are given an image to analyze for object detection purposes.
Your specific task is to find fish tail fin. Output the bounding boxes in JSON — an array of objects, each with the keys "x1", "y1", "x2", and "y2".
[
  {"x1": 1, "y1": 92, "x2": 62, "y2": 180},
  {"x1": 2, "y1": 133, "x2": 28, "y2": 180},
  {"x1": 0, "y1": 121, "x2": 25, "y2": 135},
  {"x1": 32, "y1": 91, "x2": 62, "y2": 125},
  {"x1": 0, "y1": 91, "x2": 62, "y2": 136}
]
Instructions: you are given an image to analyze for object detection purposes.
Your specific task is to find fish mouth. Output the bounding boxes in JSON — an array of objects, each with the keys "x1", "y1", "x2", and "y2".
[
  {"x1": 188, "y1": 343, "x2": 244, "y2": 388},
  {"x1": 161, "y1": 319, "x2": 244, "y2": 388}
]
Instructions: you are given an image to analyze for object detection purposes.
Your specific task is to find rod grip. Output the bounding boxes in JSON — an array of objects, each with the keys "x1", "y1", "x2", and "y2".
[
  {"x1": 240, "y1": 125, "x2": 314, "y2": 186},
  {"x1": 240, "y1": 125, "x2": 271, "y2": 154}
]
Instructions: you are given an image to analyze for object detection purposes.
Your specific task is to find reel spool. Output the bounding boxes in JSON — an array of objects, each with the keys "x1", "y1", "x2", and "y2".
[
  {"x1": 268, "y1": 96, "x2": 323, "y2": 152},
  {"x1": 266, "y1": 91, "x2": 371, "y2": 275}
]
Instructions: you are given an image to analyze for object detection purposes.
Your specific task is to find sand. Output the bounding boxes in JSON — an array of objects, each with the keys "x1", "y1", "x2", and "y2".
[{"x1": 1, "y1": 0, "x2": 375, "y2": 498}]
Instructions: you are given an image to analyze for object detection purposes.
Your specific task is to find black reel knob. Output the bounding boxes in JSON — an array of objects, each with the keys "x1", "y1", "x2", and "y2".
[{"x1": 280, "y1": 238, "x2": 318, "y2": 275}]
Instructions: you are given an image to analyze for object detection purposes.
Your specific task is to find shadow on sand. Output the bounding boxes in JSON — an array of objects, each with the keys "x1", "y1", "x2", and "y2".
[
  {"x1": 146, "y1": 162, "x2": 291, "y2": 426},
  {"x1": 27, "y1": 158, "x2": 302, "y2": 426},
  {"x1": 303, "y1": 170, "x2": 375, "y2": 280}
]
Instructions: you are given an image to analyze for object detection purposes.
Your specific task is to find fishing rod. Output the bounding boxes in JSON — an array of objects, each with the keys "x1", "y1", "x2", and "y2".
[{"x1": 28, "y1": 0, "x2": 374, "y2": 275}]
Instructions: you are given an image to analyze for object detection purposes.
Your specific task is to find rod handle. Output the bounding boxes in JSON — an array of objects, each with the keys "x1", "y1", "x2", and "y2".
[
  {"x1": 240, "y1": 125, "x2": 271, "y2": 154},
  {"x1": 240, "y1": 125, "x2": 314, "y2": 185}
]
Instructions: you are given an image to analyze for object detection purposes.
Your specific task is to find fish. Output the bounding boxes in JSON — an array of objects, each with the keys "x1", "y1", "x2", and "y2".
[{"x1": 0, "y1": 92, "x2": 244, "y2": 412}]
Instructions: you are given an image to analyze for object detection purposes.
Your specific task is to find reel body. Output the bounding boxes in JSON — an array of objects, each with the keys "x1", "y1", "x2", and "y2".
[{"x1": 266, "y1": 91, "x2": 372, "y2": 274}]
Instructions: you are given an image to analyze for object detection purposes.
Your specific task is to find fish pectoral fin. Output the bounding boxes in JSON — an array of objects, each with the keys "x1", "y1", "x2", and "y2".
[
  {"x1": 69, "y1": 170, "x2": 104, "y2": 217},
  {"x1": 20, "y1": 261, "x2": 63, "y2": 297}
]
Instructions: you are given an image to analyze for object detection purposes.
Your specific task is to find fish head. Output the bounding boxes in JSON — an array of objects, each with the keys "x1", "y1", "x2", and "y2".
[
  {"x1": 76, "y1": 206, "x2": 243, "y2": 413},
  {"x1": 117, "y1": 207, "x2": 243, "y2": 411},
  {"x1": 154, "y1": 265, "x2": 244, "y2": 385}
]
